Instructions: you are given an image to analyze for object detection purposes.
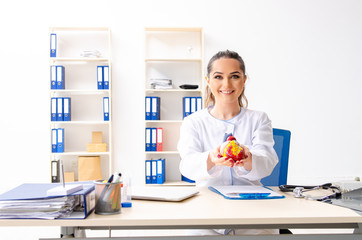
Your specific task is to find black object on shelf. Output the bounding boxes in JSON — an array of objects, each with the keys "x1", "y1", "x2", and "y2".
[{"x1": 179, "y1": 84, "x2": 199, "y2": 90}]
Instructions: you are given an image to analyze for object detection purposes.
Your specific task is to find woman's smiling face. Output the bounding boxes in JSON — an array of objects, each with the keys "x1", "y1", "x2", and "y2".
[{"x1": 207, "y1": 57, "x2": 246, "y2": 106}]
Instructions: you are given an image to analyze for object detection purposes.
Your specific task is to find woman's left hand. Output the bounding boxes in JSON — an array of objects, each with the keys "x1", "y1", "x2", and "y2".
[{"x1": 233, "y1": 145, "x2": 252, "y2": 171}]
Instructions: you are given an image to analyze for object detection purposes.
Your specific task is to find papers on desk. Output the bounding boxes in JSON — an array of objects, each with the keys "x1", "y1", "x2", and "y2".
[
  {"x1": 0, "y1": 182, "x2": 95, "y2": 219},
  {"x1": 209, "y1": 185, "x2": 284, "y2": 200},
  {"x1": 0, "y1": 196, "x2": 76, "y2": 219}
]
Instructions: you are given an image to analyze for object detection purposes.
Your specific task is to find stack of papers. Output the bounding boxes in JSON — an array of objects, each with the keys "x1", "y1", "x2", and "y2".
[
  {"x1": 0, "y1": 183, "x2": 95, "y2": 219},
  {"x1": 149, "y1": 78, "x2": 173, "y2": 89},
  {"x1": 209, "y1": 185, "x2": 284, "y2": 200},
  {"x1": 0, "y1": 196, "x2": 76, "y2": 219}
]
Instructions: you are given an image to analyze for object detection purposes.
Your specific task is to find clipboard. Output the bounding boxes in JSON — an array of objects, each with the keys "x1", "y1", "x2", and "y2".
[{"x1": 209, "y1": 185, "x2": 285, "y2": 200}]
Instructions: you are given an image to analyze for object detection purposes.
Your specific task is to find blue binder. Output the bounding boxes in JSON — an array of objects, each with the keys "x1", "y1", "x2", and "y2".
[
  {"x1": 57, "y1": 128, "x2": 64, "y2": 153},
  {"x1": 51, "y1": 98, "x2": 57, "y2": 121},
  {"x1": 190, "y1": 97, "x2": 196, "y2": 114},
  {"x1": 151, "y1": 128, "x2": 157, "y2": 151},
  {"x1": 57, "y1": 97, "x2": 63, "y2": 121},
  {"x1": 151, "y1": 97, "x2": 160, "y2": 120},
  {"x1": 145, "y1": 160, "x2": 152, "y2": 184},
  {"x1": 51, "y1": 129, "x2": 57, "y2": 153},
  {"x1": 103, "y1": 66, "x2": 109, "y2": 90},
  {"x1": 151, "y1": 160, "x2": 157, "y2": 183},
  {"x1": 145, "y1": 97, "x2": 151, "y2": 120},
  {"x1": 145, "y1": 128, "x2": 151, "y2": 151},
  {"x1": 97, "y1": 66, "x2": 103, "y2": 89},
  {"x1": 50, "y1": 33, "x2": 56, "y2": 58},
  {"x1": 63, "y1": 97, "x2": 71, "y2": 121},
  {"x1": 103, "y1": 97, "x2": 109, "y2": 121},
  {"x1": 196, "y1": 96, "x2": 202, "y2": 111},
  {"x1": 56, "y1": 66, "x2": 65, "y2": 89},
  {"x1": 183, "y1": 97, "x2": 191, "y2": 118},
  {"x1": 156, "y1": 158, "x2": 165, "y2": 184},
  {"x1": 50, "y1": 66, "x2": 57, "y2": 89}
]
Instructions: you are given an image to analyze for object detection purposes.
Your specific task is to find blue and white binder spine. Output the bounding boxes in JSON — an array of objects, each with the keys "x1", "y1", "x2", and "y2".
[
  {"x1": 51, "y1": 129, "x2": 57, "y2": 153},
  {"x1": 55, "y1": 128, "x2": 64, "y2": 153},
  {"x1": 151, "y1": 128, "x2": 157, "y2": 151},
  {"x1": 51, "y1": 98, "x2": 57, "y2": 121},
  {"x1": 97, "y1": 66, "x2": 103, "y2": 89},
  {"x1": 56, "y1": 66, "x2": 65, "y2": 89},
  {"x1": 151, "y1": 160, "x2": 157, "y2": 183},
  {"x1": 190, "y1": 97, "x2": 196, "y2": 114},
  {"x1": 57, "y1": 128, "x2": 64, "y2": 153},
  {"x1": 103, "y1": 97, "x2": 109, "y2": 121},
  {"x1": 57, "y1": 97, "x2": 63, "y2": 121},
  {"x1": 50, "y1": 66, "x2": 57, "y2": 89},
  {"x1": 145, "y1": 160, "x2": 152, "y2": 184},
  {"x1": 103, "y1": 66, "x2": 109, "y2": 90},
  {"x1": 63, "y1": 97, "x2": 71, "y2": 121},
  {"x1": 50, "y1": 33, "x2": 57, "y2": 58},
  {"x1": 145, "y1": 97, "x2": 151, "y2": 120},
  {"x1": 183, "y1": 97, "x2": 191, "y2": 118},
  {"x1": 196, "y1": 97, "x2": 202, "y2": 111},
  {"x1": 145, "y1": 128, "x2": 151, "y2": 151},
  {"x1": 156, "y1": 158, "x2": 165, "y2": 184},
  {"x1": 151, "y1": 97, "x2": 160, "y2": 120}
]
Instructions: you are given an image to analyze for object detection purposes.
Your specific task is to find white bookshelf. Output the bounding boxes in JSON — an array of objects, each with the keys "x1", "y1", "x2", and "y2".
[
  {"x1": 49, "y1": 27, "x2": 112, "y2": 182},
  {"x1": 144, "y1": 27, "x2": 204, "y2": 185}
]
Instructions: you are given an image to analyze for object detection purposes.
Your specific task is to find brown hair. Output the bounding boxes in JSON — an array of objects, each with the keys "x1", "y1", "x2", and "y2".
[{"x1": 204, "y1": 50, "x2": 248, "y2": 108}]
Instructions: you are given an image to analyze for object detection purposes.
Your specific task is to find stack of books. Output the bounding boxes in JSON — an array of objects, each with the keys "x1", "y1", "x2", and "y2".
[{"x1": 149, "y1": 78, "x2": 172, "y2": 89}]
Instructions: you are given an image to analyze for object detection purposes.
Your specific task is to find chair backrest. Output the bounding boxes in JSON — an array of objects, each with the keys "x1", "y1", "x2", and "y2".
[{"x1": 260, "y1": 128, "x2": 291, "y2": 186}]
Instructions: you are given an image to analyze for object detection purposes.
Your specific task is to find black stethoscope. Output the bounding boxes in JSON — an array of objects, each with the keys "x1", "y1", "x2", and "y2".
[{"x1": 279, "y1": 183, "x2": 341, "y2": 201}]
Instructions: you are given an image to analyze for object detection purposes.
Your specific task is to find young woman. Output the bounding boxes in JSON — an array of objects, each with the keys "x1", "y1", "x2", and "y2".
[{"x1": 177, "y1": 50, "x2": 278, "y2": 235}]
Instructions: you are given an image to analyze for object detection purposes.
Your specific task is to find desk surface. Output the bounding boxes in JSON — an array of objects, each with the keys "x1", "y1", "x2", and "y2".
[{"x1": 0, "y1": 187, "x2": 360, "y2": 230}]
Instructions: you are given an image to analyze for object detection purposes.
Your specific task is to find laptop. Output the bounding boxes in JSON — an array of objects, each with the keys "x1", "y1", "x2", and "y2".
[
  {"x1": 131, "y1": 186, "x2": 199, "y2": 202},
  {"x1": 330, "y1": 187, "x2": 362, "y2": 215}
]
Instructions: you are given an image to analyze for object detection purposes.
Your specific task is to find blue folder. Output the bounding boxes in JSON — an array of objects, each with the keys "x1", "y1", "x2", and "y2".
[
  {"x1": 63, "y1": 97, "x2": 71, "y2": 121},
  {"x1": 156, "y1": 158, "x2": 165, "y2": 184},
  {"x1": 50, "y1": 66, "x2": 57, "y2": 89},
  {"x1": 209, "y1": 185, "x2": 285, "y2": 200},
  {"x1": 103, "y1": 97, "x2": 109, "y2": 121},
  {"x1": 56, "y1": 66, "x2": 65, "y2": 89},
  {"x1": 50, "y1": 33, "x2": 56, "y2": 58},
  {"x1": 145, "y1": 160, "x2": 152, "y2": 184},
  {"x1": 57, "y1": 128, "x2": 64, "y2": 153},
  {"x1": 145, "y1": 97, "x2": 151, "y2": 120},
  {"x1": 51, "y1": 98, "x2": 57, "y2": 121},
  {"x1": 151, "y1": 97, "x2": 160, "y2": 120}
]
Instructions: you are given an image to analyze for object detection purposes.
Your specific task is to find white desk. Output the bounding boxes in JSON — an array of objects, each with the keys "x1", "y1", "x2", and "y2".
[{"x1": 0, "y1": 187, "x2": 361, "y2": 239}]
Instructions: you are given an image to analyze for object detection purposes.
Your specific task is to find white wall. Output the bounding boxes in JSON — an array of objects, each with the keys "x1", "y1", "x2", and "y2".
[{"x1": 0, "y1": 0, "x2": 361, "y2": 238}]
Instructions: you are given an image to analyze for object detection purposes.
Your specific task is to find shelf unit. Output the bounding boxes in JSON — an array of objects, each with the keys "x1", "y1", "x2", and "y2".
[
  {"x1": 144, "y1": 27, "x2": 204, "y2": 185},
  {"x1": 49, "y1": 27, "x2": 112, "y2": 182}
]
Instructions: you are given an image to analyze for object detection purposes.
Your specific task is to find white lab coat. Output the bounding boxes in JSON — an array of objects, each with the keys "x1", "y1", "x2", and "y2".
[
  {"x1": 178, "y1": 107, "x2": 278, "y2": 187},
  {"x1": 177, "y1": 107, "x2": 279, "y2": 235}
]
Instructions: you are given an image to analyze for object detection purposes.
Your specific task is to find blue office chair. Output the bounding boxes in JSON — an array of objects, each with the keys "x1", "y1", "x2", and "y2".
[{"x1": 260, "y1": 128, "x2": 291, "y2": 186}]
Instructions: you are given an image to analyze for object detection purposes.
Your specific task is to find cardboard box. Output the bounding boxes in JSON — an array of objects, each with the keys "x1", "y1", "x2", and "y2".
[
  {"x1": 64, "y1": 172, "x2": 75, "y2": 182},
  {"x1": 92, "y1": 131, "x2": 103, "y2": 144},
  {"x1": 87, "y1": 143, "x2": 107, "y2": 152},
  {"x1": 78, "y1": 156, "x2": 102, "y2": 181}
]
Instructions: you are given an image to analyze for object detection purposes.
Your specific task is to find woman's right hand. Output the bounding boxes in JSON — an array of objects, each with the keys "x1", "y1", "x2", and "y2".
[{"x1": 207, "y1": 146, "x2": 234, "y2": 170}]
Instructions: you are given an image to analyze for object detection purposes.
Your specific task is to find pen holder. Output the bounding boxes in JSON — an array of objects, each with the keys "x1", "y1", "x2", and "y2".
[{"x1": 94, "y1": 180, "x2": 122, "y2": 215}]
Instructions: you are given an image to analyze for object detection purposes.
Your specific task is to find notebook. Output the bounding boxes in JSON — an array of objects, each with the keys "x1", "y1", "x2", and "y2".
[{"x1": 131, "y1": 186, "x2": 199, "y2": 202}]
